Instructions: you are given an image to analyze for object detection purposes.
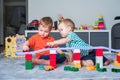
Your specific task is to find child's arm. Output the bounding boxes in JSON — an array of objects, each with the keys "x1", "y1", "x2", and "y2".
[
  {"x1": 67, "y1": 51, "x2": 73, "y2": 64},
  {"x1": 22, "y1": 41, "x2": 30, "y2": 51},
  {"x1": 56, "y1": 49, "x2": 63, "y2": 54},
  {"x1": 47, "y1": 37, "x2": 71, "y2": 46}
]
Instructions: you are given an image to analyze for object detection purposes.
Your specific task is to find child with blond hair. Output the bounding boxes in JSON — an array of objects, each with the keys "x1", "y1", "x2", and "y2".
[
  {"x1": 47, "y1": 18, "x2": 113, "y2": 66},
  {"x1": 23, "y1": 17, "x2": 67, "y2": 65}
]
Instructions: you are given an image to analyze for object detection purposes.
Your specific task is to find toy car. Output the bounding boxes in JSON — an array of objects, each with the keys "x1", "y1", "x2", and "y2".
[{"x1": 44, "y1": 66, "x2": 54, "y2": 71}]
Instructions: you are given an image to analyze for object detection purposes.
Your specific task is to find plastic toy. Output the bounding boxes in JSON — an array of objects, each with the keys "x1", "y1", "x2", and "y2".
[
  {"x1": 98, "y1": 15, "x2": 105, "y2": 29},
  {"x1": 86, "y1": 66, "x2": 96, "y2": 71},
  {"x1": 111, "y1": 68, "x2": 120, "y2": 73},
  {"x1": 96, "y1": 49, "x2": 103, "y2": 68},
  {"x1": 27, "y1": 20, "x2": 39, "y2": 30},
  {"x1": 44, "y1": 66, "x2": 54, "y2": 71},
  {"x1": 96, "y1": 63, "x2": 107, "y2": 72},
  {"x1": 94, "y1": 14, "x2": 105, "y2": 30},
  {"x1": 50, "y1": 50, "x2": 56, "y2": 68},
  {"x1": 58, "y1": 15, "x2": 64, "y2": 23},
  {"x1": 64, "y1": 66, "x2": 79, "y2": 72},
  {"x1": 25, "y1": 53, "x2": 33, "y2": 70},
  {"x1": 25, "y1": 60, "x2": 32, "y2": 70},
  {"x1": 114, "y1": 52, "x2": 120, "y2": 66},
  {"x1": 4, "y1": 34, "x2": 26, "y2": 58},
  {"x1": 16, "y1": 46, "x2": 120, "y2": 72},
  {"x1": 39, "y1": 64, "x2": 44, "y2": 70},
  {"x1": 73, "y1": 49, "x2": 81, "y2": 69}
]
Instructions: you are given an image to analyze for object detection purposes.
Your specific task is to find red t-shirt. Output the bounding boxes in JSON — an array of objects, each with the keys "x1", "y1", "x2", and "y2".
[{"x1": 28, "y1": 33, "x2": 57, "y2": 59}]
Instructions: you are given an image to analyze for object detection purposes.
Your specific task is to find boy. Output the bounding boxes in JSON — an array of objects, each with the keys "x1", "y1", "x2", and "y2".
[
  {"x1": 23, "y1": 17, "x2": 66, "y2": 65},
  {"x1": 47, "y1": 18, "x2": 113, "y2": 66}
]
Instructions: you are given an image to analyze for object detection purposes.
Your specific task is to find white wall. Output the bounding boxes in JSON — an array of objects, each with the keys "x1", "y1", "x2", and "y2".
[{"x1": 28, "y1": 0, "x2": 120, "y2": 29}]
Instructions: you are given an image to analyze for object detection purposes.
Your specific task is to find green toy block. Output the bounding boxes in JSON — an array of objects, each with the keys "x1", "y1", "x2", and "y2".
[
  {"x1": 25, "y1": 60, "x2": 32, "y2": 70},
  {"x1": 71, "y1": 67, "x2": 79, "y2": 72},
  {"x1": 96, "y1": 63, "x2": 100, "y2": 70},
  {"x1": 64, "y1": 66, "x2": 79, "y2": 72},
  {"x1": 97, "y1": 68, "x2": 107, "y2": 72},
  {"x1": 60, "y1": 53, "x2": 65, "y2": 57},
  {"x1": 64, "y1": 66, "x2": 71, "y2": 71},
  {"x1": 112, "y1": 68, "x2": 120, "y2": 73},
  {"x1": 96, "y1": 63, "x2": 107, "y2": 72}
]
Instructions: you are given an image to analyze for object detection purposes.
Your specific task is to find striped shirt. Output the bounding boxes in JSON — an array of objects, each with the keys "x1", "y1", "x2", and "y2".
[{"x1": 66, "y1": 32, "x2": 91, "y2": 57}]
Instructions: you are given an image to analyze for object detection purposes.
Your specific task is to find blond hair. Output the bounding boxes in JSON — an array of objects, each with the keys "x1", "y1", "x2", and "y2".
[
  {"x1": 39, "y1": 17, "x2": 53, "y2": 30},
  {"x1": 61, "y1": 18, "x2": 75, "y2": 31}
]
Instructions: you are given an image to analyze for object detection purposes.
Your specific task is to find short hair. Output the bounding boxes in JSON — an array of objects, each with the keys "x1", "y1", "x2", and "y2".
[
  {"x1": 61, "y1": 18, "x2": 75, "y2": 31},
  {"x1": 39, "y1": 17, "x2": 53, "y2": 30}
]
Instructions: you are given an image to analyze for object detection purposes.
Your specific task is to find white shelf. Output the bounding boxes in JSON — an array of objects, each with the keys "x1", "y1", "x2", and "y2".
[
  {"x1": 25, "y1": 30, "x2": 111, "y2": 53},
  {"x1": 25, "y1": 30, "x2": 111, "y2": 36}
]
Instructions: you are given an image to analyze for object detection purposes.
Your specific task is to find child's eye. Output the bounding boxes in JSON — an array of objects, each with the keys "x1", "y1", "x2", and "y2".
[
  {"x1": 45, "y1": 31, "x2": 49, "y2": 33},
  {"x1": 59, "y1": 29, "x2": 63, "y2": 31},
  {"x1": 39, "y1": 30, "x2": 43, "y2": 32}
]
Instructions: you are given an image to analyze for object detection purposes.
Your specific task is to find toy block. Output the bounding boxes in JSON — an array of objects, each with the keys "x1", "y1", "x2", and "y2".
[
  {"x1": 73, "y1": 53, "x2": 80, "y2": 60},
  {"x1": 50, "y1": 60, "x2": 56, "y2": 68},
  {"x1": 96, "y1": 49, "x2": 103, "y2": 68},
  {"x1": 73, "y1": 49, "x2": 81, "y2": 60},
  {"x1": 71, "y1": 67, "x2": 79, "y2": 72},
  {"x1": 96, "y1": 63, "x2": 100, "y2": 70},
  {"x1": 114, "y1": 60, "x2": 120, "y2": 67},
  {"x1": 39, "y1": 64, "x2": 44, "y2": 70},
  {"x1": 60, "y1": 53, "x2": 65, "y2": 57},
  {"x1": 50, "y1": 50, "x2": 56, "y2": 68},
  {"x1": 72, "y1": 61, "x2": 81, "y2": 69},
  {"x1": 96, "y1": 49, "x2": 103, "y2": 56},
  {"x1": 96, "y1": 63, "x2": 107, "y2": 72},
  {"x1": 117, "y1": 52, "x2": 120, "y2": 63},
  {"x1": 86, "y1": 66, "x2": 96, "y2": 71},
  {"x1": 25, "y1": 61, "x2": 32, "y2": 70},
  {"x1": 64, "y1": 66, "x2": 71, "y2": 71},
  {"x1": 97, "y1": 68, "x2": 107, "y2": 72},
  {"x1": 50, "y1": 54, "x2": 56, "y2": 61},
  {"x1": 111, "y1": 68, "x2": 120, "y2": 73},
  {"x1": 25, "y1": 54, "x2": 32, "y2": 61},
  {"x1": 64, "y1": 66, "x2": 79, "y2": 72}
]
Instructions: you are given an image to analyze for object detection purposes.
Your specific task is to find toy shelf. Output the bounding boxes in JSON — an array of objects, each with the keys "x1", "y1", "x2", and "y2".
[{"x1": 25, "y1": 30, "x2": 111, "y2": 53}]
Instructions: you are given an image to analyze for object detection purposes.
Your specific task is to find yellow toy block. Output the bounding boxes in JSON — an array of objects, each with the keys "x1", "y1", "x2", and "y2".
[
  {"x1": 72, "y1": 62, "x2": 81, "y2": 69},
  {"x1": 4, "y1": 34, "x2": 26, "y2": 58},
  {"x1": 86, "y1": 65, "x2": 96, "y2": 71},
  {"x1": 117, "y1": 52, "x2": 120, "y2": 56},
  {"x1": 114, "y1": 60, "x2": 120, "y2": 67}
]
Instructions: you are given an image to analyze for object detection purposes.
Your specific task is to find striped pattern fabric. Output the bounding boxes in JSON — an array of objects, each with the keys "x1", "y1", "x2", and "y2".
[{"x1": 66, "y1": 32, "x2": 91, "y2": 57}]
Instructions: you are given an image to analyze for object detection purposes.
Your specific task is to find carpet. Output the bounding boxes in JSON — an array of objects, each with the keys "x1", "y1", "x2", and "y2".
[{"x1": 0, "y1": 53, "x2": 120, "y2": 80}]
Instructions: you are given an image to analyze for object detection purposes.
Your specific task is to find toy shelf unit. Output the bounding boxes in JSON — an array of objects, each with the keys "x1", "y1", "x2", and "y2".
[{"x1": 25, "y1": 30, "x2": 111, "y2": 53}]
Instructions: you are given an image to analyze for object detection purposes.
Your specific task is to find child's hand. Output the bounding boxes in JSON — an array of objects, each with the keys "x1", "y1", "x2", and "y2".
[
  {"x1": 46, "y1": 42, "x2": 55, "y2": 47},
  {"x1": 22, "y1": 45, "x2": 29, "y2": 51}
]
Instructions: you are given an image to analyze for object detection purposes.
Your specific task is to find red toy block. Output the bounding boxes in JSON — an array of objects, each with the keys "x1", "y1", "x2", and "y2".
[
  {"x1": 117, "y1": 53, "x2": 120, "y2": 63},
  {"x1": 50, "y1": 60, "x2": 56, "y2": 68},
  {"x1": 73, "y1": 53, "x2": 81, "y2": 60},
  {"x1": 96, "y1": 49, "x2": 103, "y2": 56},
  {"x1": 25, "y1": 54, "x2": 32, "y2": 61},
  {"x1": 50, "y1": 54, "x2": 56, "y2": 68},
  {"x1": 50, "y1": 54, "x2": 56, "y2": 61}
]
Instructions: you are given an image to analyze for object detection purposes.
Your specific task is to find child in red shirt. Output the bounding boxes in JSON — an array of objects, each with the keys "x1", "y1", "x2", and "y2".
[{"x1": 23, "y1": 17, "x2": 67, "y2": 65}]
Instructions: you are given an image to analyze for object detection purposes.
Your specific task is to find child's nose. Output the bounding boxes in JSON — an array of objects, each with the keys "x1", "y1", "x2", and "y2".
[{"x1": 41, "y1": 32, "x2": 45, "y2": 35}]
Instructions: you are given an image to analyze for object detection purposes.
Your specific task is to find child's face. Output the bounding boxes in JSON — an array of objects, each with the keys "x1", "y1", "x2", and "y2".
[
  {"x1": 38, "y1": 25, "x2": 50, "y2": 38},
  {"x1": 58, "y1": 23, "x2": 71, "y2": 37}
]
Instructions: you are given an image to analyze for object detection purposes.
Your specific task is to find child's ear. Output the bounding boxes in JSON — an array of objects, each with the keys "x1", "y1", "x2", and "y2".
[{"x1": 68, "y1": 26, "x2": 72, "y2": 31}]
